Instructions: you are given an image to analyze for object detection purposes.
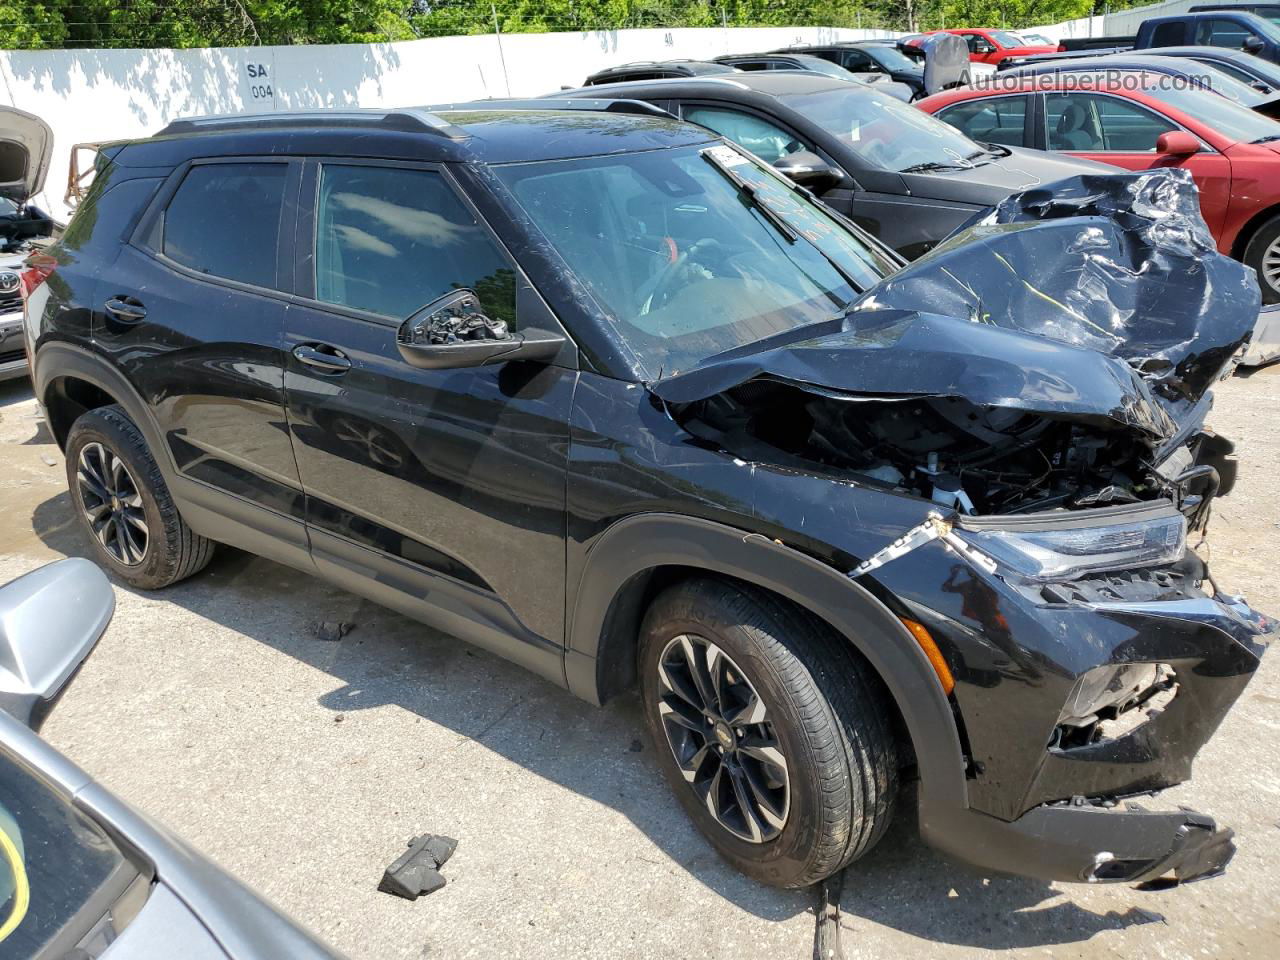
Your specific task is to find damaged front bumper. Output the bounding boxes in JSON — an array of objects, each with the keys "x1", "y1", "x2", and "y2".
[
  {"x1": 923, "y1": 795, "x2": 1237, "y2": 885},
  {"x1": 908, "y1": 558, "x2": 1272, "y2": 885}
]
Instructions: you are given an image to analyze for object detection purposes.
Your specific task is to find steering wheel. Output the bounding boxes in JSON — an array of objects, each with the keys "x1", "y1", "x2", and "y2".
[{"x1": 639, "y1": 239, "x2": 730, "y2": 316}]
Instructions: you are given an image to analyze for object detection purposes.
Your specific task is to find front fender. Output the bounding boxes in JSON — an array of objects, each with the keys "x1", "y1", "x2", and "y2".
[{"x1": 565, "y1": 512, "x2": 970, "y2": 820}]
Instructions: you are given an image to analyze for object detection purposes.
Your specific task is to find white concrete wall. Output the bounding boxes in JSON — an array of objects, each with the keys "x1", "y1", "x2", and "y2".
[
  {"x1": 0, "y1": 25, "x2": 901, "y2": 221},
  {"x1": 1026, "y1": 15, "x2": 1107, "y2": 44}
]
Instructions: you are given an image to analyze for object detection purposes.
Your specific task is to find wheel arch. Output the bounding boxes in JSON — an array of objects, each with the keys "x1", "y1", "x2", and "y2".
[
  {"x1": 565, "y1": 513, "x2": 970, "y2": 810},
  {"x1": 35, "y1": 344, "x2": 169, "y2": 467},
  {"x1": 1230, "y1": 202, "x2": 1280, "y2": 262}
]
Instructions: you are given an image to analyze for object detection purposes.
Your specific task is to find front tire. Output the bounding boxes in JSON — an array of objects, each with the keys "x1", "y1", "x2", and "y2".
[
  {"x1": 65, "y1": 405, "x2": 214, "y2": 589},
  {"x1": 1243, "y1": 213, "x2": 1280, "y2": 305},
  {"x1": 639, "y1": 578, "x2": 898, "y2": 888}
]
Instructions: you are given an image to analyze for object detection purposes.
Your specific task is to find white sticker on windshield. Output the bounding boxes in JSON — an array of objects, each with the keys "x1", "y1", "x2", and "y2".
[{"x1": 704, "y1": 145, "x2": 749, "y2": 167}]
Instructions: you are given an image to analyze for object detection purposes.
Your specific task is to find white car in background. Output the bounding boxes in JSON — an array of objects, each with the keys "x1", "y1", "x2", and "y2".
[{"x1": 0, "y1": 107, "x2": 55, "y2": 383}]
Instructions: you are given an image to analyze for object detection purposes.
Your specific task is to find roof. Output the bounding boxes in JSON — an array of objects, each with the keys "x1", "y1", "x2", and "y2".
[
  {"x1": 584, "y1": 60, "x2": 735, "y2": 82},
  {"x1": 1009, "y1": 53, "x2": 1225, "y2": 74},
  {"x1": 124, "y1": 105, "x2": 716, "y2": 167},
  {"x1": 714, "y1": 51, "x2": 833, "y2": 65},
  {"x1": 1131, "y1": 44, "x2": 1272, "y2": 62},
  {"x1": 569, "y1": 70, "x2": 852, "y2": 97}
]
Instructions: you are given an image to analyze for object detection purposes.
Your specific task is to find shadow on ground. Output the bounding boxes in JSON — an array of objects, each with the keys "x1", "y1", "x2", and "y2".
[{"x1": 13, "y1": 384, "x2": 1164, "y2": 947}]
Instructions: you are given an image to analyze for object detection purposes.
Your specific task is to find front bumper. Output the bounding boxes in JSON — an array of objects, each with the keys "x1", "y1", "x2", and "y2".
[
  {"x1": 902, "y1": 553, "x2": 1273, "y2": 885},
  {"x1": 0, "y1": 310, "x2": 27, "y2": 381},
  {"x1": 923, "y1": 795, "x2": 1237, "y2": 884}
]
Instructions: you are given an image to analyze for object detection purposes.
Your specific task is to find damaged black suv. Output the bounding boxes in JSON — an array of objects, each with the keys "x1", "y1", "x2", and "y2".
[{"x1": 25, "y1": 104, "x2": 1273, "y2": 890}]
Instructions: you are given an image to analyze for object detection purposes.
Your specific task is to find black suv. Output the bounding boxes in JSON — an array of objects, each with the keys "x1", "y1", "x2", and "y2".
[
  {"x1": 25, "y1": 104, "x2": 1271, "y2": 890},
  {"x1": 557, "y1": 72, "x2": 1108, "y2": 258},
  {"x1": 775, "y1": 41, "x2": 931, "y2": 98}
]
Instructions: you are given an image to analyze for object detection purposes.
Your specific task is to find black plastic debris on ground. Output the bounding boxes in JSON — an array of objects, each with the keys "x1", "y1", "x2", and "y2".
[
  {"x1": 378, "y1": 834, "x2": 458, "y2": 901},
  {"x1": 314, "y1": 621, "x2": 354, "y2": 642}
]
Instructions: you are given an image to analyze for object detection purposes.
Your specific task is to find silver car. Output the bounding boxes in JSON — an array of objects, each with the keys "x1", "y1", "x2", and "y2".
[{"x1": 0, "y1": 559, "x2": 345, "y2": 958}]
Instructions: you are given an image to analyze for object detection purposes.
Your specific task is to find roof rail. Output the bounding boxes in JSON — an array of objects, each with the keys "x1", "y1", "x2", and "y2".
[
  {"x1": 428, "y1": 98, "x2": 676, "y2": 120},
  {"x1": 156, "y1": 108, "x2": 469, "y2": 140}
]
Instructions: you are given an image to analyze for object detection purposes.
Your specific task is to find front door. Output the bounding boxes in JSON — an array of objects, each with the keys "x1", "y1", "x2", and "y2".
[
  {"x1": 1042, "y1": 92, "x2": 1231, "y2": 238},
  {"x1": 281, "y1": 159, "x2": 575, "y2": 679}
]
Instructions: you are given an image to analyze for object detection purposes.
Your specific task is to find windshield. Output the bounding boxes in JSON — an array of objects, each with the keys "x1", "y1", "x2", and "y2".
[
  {"x1": 866, "y1": 45, "x2": 920, "y2": 72},
  {"x1": 779, "y1": 87, "x2": 987, "y2": 172},
  {"x1": 798, "y1": 58, "x2": 858, "y2": 79},
  {"x1": 1141, "y1": 78, "x2": 1280, "y2": 142},
  {"x1": 494, "y1": 143, "x2": 895, "y2": 376},
  {"x1": 0, "y1": 753, "x2": 134, "y2": 955},
  {"x1": 991, "y1": 31, "x2": 1025, "y2": 47}
]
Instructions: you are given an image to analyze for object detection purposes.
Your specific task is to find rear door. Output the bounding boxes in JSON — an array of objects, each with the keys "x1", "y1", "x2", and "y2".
[
  {"x1": 101, "y1": 158, "x2": 306, "y2": 541},
  {"x1": 1039, "y1": 92, "x2": 1231, "y2": 236},
  {"x1": 281, "y1": 159, "x2": 575, "y2": 676}
]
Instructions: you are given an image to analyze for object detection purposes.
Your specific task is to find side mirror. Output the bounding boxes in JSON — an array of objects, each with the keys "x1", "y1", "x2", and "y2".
[
  {"x1": 0, "y1": 559, "x2": 114, "y2": 731},
  {"x1": 396, "y1": 289, "x2": 566, "y2": 370},
  {"x1": 1156, "y1": 131, "x2": 1201, "y2": 157},
  {"x1": 1243, "y1": 36, "x2": 1265, "y2": 56},
  {"x1": 773, "y1": 150, "x2": 844, "y2": 193}
]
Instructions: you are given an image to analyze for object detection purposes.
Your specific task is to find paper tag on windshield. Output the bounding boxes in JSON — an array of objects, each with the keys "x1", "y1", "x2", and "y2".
[{"x1": 703, "y1": 145, "x2": 749, "y2": 167}]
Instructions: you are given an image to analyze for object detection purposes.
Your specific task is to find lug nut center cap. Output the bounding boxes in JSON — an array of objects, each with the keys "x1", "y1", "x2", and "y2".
[{"x1": 713, "y1": 721, "x2": 735, "y2": 751}]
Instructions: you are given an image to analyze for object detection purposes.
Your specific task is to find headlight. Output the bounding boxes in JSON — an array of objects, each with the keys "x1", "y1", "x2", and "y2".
[
  {"x1": 1058, "y1": 663, "x2": 1163, "y2": 727},
  {"x1": 955, "y1": 508, "x2": 1186, "y2": 581}
]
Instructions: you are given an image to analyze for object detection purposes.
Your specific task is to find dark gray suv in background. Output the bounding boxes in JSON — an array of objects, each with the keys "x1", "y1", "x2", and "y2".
[{"x1": 556, "y1": 72, "x2": 1109, "y2": 258}]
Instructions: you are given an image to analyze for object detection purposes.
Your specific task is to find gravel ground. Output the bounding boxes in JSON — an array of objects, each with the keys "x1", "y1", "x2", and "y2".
[{"x1": 1, "y1": 369, "x2": 1278, "y2": 960}]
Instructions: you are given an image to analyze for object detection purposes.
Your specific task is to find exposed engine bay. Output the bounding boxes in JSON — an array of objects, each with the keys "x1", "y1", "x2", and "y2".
[
  {"x1": 677, "y1": 382, "x2": 1226, "y2": 519},
  {"x1": 0, "y1": 202, "x2": 53, "y2": 255},
  {"x1": 652, "y1": 171, "x2": 1261, "y2": 525}
]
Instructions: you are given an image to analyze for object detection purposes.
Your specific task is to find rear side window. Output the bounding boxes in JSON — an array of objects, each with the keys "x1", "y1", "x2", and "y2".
[
  {"x1": 161, "y1": 162, "x2": 286, "y2": 289},
  {"x1": 314, "y1": 164, "x2": 516, "y2": 326},
  {"x1": 1150, "y1": 22, "x2": 1186, "y2": 46}
]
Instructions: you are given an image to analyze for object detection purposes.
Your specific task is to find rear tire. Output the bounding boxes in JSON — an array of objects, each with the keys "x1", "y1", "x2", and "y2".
[
  {"x1": 1243, "y1": 213, "x2": 1280, "y2": 305},
  {"x1": 65, "y1": 405, "x2": 214, "y2": 589},
  {"x1": 639, "y1": 577, "x2": 898, "y2": 888}
]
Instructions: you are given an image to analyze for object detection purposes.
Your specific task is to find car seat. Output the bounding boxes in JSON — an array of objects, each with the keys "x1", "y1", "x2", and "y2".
[{"x1": 1052, "y1": 101, "x2": 1099, "y2": 150}]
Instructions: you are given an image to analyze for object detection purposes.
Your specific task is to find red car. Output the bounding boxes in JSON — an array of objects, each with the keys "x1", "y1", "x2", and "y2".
[
  {"x1": 917, "y1": 73, "x2": 1280, "y2": 302},
  {"x1": 915, "y1": 28, "x2": 1059, "y2": 65}
]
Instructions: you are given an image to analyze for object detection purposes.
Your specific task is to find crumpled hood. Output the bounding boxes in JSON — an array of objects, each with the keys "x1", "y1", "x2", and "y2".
[{"x1": 652, "y1": 170, "x2": 1260, "y2": 444}]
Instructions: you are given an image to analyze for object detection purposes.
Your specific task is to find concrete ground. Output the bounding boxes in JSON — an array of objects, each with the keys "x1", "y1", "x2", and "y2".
[{"x1": 1, "y1": 369, "x2": 1278, "y2": 960}]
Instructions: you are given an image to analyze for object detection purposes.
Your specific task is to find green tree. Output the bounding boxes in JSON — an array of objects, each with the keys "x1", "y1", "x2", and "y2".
[{"x1": 0, "y1": 0, "x2": 1155, "y2": 49}]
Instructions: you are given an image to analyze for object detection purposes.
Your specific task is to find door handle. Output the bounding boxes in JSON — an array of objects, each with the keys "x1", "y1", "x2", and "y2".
[
  {"x1": 292, "y1": 343, "x2": 351, "y2": 373},
  {"x1": 104, "y1": 297, "x2": 147, "y2": 322}
]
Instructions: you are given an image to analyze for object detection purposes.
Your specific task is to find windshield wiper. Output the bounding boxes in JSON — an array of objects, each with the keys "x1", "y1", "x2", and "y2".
[
  {"x1": 899, "y1": 160, "x2": 968, "y2": 173},
  {"x1": 699, "y1": 147, "x2": 870, "y2": 297},
  {"x1": 1251, "y1": 134, "x2": 1280, "y2": 143},
  {"x1": 701, "y1": 149, "x2": 799, "y2": 243}
]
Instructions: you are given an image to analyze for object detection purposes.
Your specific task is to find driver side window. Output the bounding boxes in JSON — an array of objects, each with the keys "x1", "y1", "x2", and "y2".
[
  {"x1": 314, "y1": 164, "x2": 517, "y2": 327},
  {"x1": 1044, "y1": 93, "x2": 1177, "y2": 152},
  {"x1": 681, "y1": 106, "x2": 810, "y2": 165},
  {"x1": 937, "y1": 96, "x2": 1029, "y2": 147},
  {"x1": 1195, "y1": 18, "x2": 1253, "y2": 48},
  {"x1": 840, "y1": 50, "x2": 874, "y2": 70}
]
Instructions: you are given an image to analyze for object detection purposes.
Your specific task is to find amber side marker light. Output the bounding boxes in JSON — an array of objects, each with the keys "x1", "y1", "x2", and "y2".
[{"x1": 901, "y1": 618, "x2": 954, "y2": 696}]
